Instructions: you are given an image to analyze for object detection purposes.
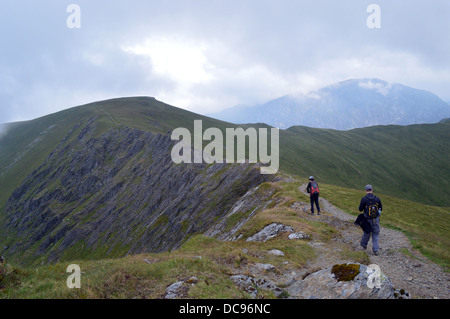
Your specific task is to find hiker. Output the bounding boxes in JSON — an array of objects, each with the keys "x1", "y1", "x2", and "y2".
[
  {"x1": 306, "y1": 176, "x2": 321, "y2": 215},
  {"x1": 357, "y1": 184, "x2": 382, "y2": 255}
]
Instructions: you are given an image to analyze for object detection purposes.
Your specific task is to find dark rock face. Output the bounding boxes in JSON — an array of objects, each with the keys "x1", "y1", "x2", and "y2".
[{"x1": 1, "y1": 119, "x2": 272, "y2": 264}]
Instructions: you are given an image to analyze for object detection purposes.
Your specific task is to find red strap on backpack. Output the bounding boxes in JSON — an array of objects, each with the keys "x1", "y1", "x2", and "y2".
[{"x1": 311, "y1": 182, "x2": 319, "y2": 194}]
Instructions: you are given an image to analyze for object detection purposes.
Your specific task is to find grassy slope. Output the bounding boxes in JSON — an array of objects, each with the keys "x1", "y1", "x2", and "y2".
[
  {"x1": 109, "y1": 102, "x2": 450, "y2": 207},
  {"x1": 2, "y1": 96, "x2": 448, "y2": 208},
  {"x1": 280, "y1": 123, "x2": 450, "y2": 207},
  {"x1": 0, "y1": 103, "x2": 102, "y2": 213},
  {"x1": 0, "y1": 97, "x2": 271, "y2": 265},
  {"x1": 0, "y1": 97, "x2": 261, "y2": 212}
]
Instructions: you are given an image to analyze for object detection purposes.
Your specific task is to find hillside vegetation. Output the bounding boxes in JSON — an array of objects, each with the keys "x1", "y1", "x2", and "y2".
[
  {"x1": 0, "y1": 99, "x2": 270, "y2": 265},
  {"x1": 1, "y1": 178, "x2": 448, "y2": 299},
  {"x1": 1, "y1": 97, "x2": 448, "y2": 210},
  {"x1": 0, "y1": 96, "x2": 448, "y2": 272},
  {"x1": 280, "y1": 122, "x2": 450, "y2": 207}
]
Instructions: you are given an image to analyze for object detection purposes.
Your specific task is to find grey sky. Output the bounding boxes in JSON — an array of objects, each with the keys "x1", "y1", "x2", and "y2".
[{"x1": 1, "y1": 0, "x2": 449, "y2": 123}]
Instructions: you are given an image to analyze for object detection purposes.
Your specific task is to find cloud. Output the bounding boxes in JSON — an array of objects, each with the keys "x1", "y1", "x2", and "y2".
[
  {"x1": 0, "y1": 0, "x2": 449, "y2": 122},
  {"x1": 0, "y1": 123, "x2": 9, "y2": 140},
  {"x1": 358, "y1": 80, "x2": 392, "y2": 96},
  {"x1": 122, "y1": 37, "x2": 213, "y2": 84}
]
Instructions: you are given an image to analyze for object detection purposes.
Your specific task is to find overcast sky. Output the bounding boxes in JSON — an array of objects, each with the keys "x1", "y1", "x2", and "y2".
[{"x1": 1, "y1": 0, "x2": 449, "y2": 123}]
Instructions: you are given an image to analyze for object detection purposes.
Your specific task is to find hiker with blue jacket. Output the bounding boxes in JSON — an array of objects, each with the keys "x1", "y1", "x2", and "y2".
[
  {"x1": 306, "y1": 176, "x2": 321, "y2": 215},
  {"x1": 356, "y1": 184, "x2": 382, "y2": 256}
]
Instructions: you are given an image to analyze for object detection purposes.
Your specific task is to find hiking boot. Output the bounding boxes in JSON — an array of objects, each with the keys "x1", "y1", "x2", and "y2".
[{"x1": 373, "y1": 251, "x2": 379, "y2": 256}]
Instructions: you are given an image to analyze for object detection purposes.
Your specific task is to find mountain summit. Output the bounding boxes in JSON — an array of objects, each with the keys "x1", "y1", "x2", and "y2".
[{"x1": 211, "y1": 79, "x2": 450, "y2": 130}]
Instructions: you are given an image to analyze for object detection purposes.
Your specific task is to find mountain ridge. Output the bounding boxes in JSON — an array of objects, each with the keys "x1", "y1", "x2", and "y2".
[
  {"x1": 0, "y1": 96, "x2": 448, "y2": 268},
  {"x1": 210, "y1": 78, "x2": 450, "y2": 130},
  {"x1": 0, "y1": 99, "x2": 273, "y2": 265}
]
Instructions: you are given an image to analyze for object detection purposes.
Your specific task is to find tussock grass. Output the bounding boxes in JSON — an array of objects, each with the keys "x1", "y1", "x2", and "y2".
[{"x1": 0, "y1": 233, "x2": 315, "y2": 299}]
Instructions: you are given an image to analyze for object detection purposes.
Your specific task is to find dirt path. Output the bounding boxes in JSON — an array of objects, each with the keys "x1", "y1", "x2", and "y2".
[{"x1": 298, "y1": 183, "x2": 449, "y2": 299}]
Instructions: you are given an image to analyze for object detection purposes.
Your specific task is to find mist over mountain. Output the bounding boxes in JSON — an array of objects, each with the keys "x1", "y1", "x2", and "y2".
[{"x1": 211, "y1": 79, "x2": 450, "y2": 130}]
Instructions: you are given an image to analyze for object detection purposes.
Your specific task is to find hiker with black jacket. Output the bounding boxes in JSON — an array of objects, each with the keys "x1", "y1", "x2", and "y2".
[
  {"x1": 306, "y1": 176, "x2": 321, "y2": 215},
  {"x1": 357, "y1": 184, "x2": 382, "y2": 256}
]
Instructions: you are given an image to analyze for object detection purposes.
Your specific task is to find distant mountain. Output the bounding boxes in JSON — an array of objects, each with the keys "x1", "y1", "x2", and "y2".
[{"x1": 211, "y1": 79, "x2": 450, "y2": 130}]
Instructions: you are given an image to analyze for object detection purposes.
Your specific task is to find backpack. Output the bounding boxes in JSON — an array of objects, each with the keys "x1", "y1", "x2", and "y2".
[
  {"x1": 310, "y1": 181, "x2": 319, "y2": 194},
  {"x1": 366, "y1": 196, "x2": 380, "y2": 219}
]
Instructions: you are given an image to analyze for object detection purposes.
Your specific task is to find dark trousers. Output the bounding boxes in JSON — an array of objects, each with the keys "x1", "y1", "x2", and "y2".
[
  {"x1": 310, "y1": 193, "x2": 320, "y2": 213},
  {"x1": 361, "y1": 216, "x2": 380, "y2": 253}
]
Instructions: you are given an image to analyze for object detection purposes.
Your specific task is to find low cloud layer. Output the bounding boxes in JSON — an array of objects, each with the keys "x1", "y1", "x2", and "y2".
[{"x1": 1, "y1": 0, "x2": 449, "y2": 123}]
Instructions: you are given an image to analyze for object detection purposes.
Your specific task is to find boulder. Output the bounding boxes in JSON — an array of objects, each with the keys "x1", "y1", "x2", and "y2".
[
  {"x1": 287, "y1": 263, "x2": 394, "y2": 299},
  {"x1": 164, "y1": 281, "x2": 185, "y2": 299},
  {"x1": 246, "y1": 223, "x2": 294, "y2": 242},
  {"x1": 268, "y1": 249, "x2": 285, "y2": 256},
  {"x1": 164, "y1": 276, "x2": 201, "y2": 299}
]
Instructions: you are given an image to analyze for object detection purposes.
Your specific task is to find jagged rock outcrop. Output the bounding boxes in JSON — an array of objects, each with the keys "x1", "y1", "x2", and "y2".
[
  {"x1": 246, "y1": 223, "x2": 294, "y2": 242},
  {"x1": 287, "y1": 263, "x2": 395, "y2": 299},
  {"x1": 243, "y1": 222, "x2": 310, "y2": 242},
  {"x1": 1, "y1": 118, "x2": 273, "y2": 264},
  {"x1": 204, "y1": 185, "x2": 277, "y2": 241}
]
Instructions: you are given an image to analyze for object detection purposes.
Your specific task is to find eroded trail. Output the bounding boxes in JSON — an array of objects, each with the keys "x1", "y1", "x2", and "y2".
[{"x1": 298, "y1": 183, "x2": 449, "y2": 299}]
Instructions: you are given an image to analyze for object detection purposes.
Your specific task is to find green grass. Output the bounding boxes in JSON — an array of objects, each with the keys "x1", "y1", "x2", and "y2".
[
  {"x1": 279, "y1": 122, "x2": 450, "y2": 207},
  {"x1": 0, "y1": 232, "x2": 314, "y2": 299},
  {"x1": 0, "y1": 250, "x2": 241, "y2": 299}
]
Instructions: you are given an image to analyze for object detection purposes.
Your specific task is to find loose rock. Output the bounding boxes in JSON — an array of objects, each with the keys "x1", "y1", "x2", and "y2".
[
  {"x1": 268, "y1": 249, "x2": 285, "y2": 256},
  {"x1": 255, "y1": 263, "x2": 276, "y2": 271},
  {"x1": 246, "y1": 223, "x2": 294, "y2": 242},
  {"x1": 230, "y1": 274, "x2": 284, "y2": 298},
  {"x1": 288, "y1": 232, "x2": 310, "y2": 240}
]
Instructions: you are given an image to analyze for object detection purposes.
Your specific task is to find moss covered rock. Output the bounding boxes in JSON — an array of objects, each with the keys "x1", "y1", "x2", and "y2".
[{"x1": 331, "y1": 263, "x2": 360, "y2": 282}]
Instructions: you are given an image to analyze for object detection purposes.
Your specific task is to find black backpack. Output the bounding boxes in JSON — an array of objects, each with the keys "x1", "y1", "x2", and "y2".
[{"x1": 366, "y1": 196, "x2": 380, "y2": 219}]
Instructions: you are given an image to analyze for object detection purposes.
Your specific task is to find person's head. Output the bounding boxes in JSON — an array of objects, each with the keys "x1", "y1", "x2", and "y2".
[
  {"x1": 365, "y1": 184, "x2": 373, "y2": 194},
  {"x1": 309, "y1": 176, "x2": 314, "y2": 181}
]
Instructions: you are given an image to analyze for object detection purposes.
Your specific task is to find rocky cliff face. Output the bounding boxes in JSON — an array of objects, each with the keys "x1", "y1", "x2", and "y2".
[{"x1": 1, "y1": 116, "x2": 272, "y2": 264}]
